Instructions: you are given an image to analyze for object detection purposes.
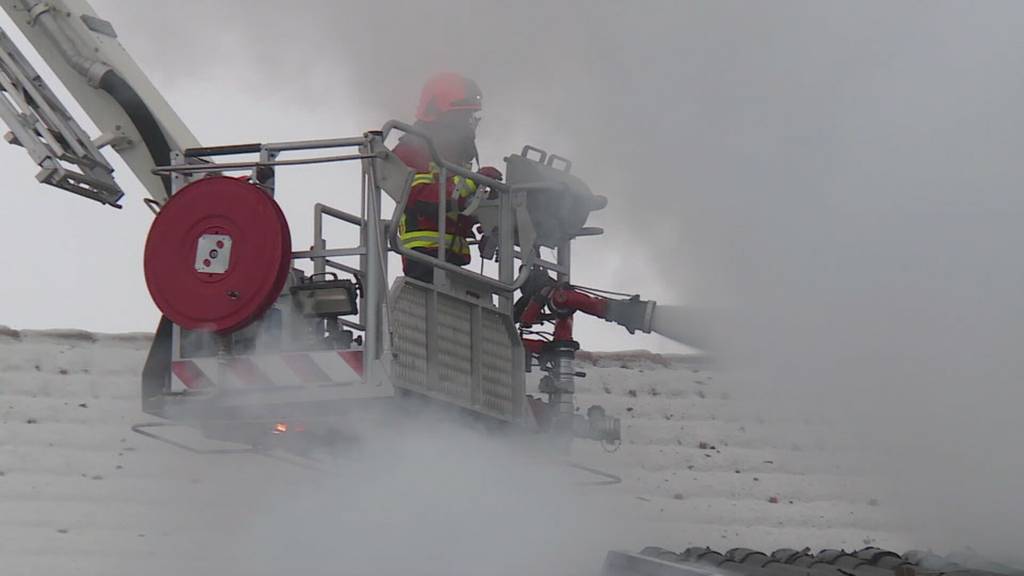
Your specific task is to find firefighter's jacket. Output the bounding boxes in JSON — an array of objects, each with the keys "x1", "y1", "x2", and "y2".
[{"x1": 393, "y1": 139, "x2": 479, "y2": 266}]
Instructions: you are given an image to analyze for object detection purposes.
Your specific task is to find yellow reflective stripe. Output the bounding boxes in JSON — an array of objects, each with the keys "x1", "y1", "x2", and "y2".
[
  {"x1": 403, "y1": 241, "x2": 469, "y2": 255},
  {"x1": 403, "y1": 239, "x2": 440, "y2": 250},
  {"x1": 411, "y1": 172, "x2": 435, "y2": 186},
  {"x1": 402, "y1": 230, "x2": 442, "y2": 240},
  {"x1": 452, "y1": 175, "x2": 477, "y2": 198},
  {"x1": 412, "y1": 164, "x2": 477, "y2": 196},
  {"x1": 400, "y1": 241, "x2": 470, "y2": 255},
  {"x1": 400, "y1": 230, "x2": 471, "y2": 254}
]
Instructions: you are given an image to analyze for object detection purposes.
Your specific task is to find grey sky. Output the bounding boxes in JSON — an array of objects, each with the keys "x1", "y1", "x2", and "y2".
[{"x1": 1, "y1": 0, "x2": 1024, "y2": 555}]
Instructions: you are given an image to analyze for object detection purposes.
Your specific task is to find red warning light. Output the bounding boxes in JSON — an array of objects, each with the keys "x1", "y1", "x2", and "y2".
[{"x1": 272, "y1": 422, "x2": 288, "y2": 434}]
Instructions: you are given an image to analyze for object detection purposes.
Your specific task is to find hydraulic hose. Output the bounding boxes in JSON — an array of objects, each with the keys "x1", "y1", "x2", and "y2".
[{"x1": 96, "y1": 70, "x2": 172, "y2": 196}]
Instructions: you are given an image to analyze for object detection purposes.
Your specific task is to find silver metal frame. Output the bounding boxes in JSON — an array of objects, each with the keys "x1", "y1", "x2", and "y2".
[{"x1": 160, "y1": 134, "x2": 389, "y2": 386}]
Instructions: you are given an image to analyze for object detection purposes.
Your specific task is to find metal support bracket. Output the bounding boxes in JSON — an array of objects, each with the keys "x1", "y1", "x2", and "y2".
[{"x1": 0, "y1": 27, "x2": 124, "y2": 206}]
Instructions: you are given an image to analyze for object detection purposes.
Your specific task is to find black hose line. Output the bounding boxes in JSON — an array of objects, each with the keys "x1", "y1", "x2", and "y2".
[{"x1": 97, "y1": 70, "x2": 173, "y2": 197}]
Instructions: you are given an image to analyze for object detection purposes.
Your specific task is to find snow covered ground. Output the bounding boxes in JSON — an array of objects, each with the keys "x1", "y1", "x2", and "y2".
[{"x1": 0, "y1": 327, "x2": 909, "y2": 576}]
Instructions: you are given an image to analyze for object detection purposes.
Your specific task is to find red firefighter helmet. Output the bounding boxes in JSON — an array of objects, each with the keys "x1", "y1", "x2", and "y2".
[{"x1": 416, "y1": 72, "x2": 483, "y2": 123}]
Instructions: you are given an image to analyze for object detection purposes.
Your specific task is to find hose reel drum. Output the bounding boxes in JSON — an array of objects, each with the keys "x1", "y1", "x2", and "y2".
[{"x1": 143, "y1": 176, "x2": 292, "y2": 333}]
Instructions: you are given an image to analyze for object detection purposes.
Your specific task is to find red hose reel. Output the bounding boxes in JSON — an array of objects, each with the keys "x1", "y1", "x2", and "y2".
[{"x1": 143, "y1": 176, "x2": 292, "y2": 333}]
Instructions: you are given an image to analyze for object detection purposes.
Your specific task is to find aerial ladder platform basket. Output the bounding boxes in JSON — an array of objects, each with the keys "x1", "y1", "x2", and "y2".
[{"x1": 0, "y1": 0, "x2": 689, "y2": 448}]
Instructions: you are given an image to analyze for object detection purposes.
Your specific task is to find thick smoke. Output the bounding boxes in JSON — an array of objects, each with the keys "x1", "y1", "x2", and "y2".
[
  {"x1": 96, "y1": 0, "x2": 1024, "y2": 563},
  {"x1": 150, "y1": 395, "x2": 644, "y2": 576},
  {"x1": 220, "y1": 412, "x2": 634, "y2": 576}
]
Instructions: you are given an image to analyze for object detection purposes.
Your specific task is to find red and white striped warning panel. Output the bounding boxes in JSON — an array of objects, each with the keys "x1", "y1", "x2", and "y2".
[{"x1": 171, "y1": 349, "x2": 364, "y2": 391}]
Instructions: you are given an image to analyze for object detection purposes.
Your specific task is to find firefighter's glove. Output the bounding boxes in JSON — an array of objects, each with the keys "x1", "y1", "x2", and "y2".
[{"x1": 478, "y1": 166, "x2": 503, "y2": 182}]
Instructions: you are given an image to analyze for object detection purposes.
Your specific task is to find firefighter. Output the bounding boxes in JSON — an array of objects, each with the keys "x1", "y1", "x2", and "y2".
[{"x1": 392, "y1": 72, "x2": 502, "y2": 283}]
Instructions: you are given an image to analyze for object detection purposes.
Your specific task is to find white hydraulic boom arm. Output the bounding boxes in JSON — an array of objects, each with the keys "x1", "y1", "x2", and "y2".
[{"x1": 0, "y1": 0, "x2": 198, "y2": 206}]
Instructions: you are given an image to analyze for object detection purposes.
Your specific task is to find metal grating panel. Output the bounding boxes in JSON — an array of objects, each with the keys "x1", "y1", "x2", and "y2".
[
  {"x1": 389, "y1": 279, "x2": 524, "y2": 421},
  {"x1": 392, "y1": 281, "x2": 427, "y2": 392},
  {"x1": 480, "y1": 310, "x2": 519, "y2": 416},
  {"x1": 437, "y1": 295, "x2": 473, "y2": 401}
]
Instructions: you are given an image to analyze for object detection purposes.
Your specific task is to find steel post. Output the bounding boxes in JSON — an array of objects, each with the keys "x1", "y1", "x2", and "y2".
[
  {"x1": 362, "y1": 143, "x2": 383, "y2": 385},
  {"x1": 313, "y1": 204, "x2": 326, "y2": 277},
  {"x1": 436, "y1": 165, "x2": 447, "y2": 286},
  {"x1": 256, "y1": 148, "x2": 278, "y2": 196},
  {"x1": 498, "y1": 186, "x2": 515, "y2": 313},
  {"x1": 557, "y1": 239, "x2": 571, "y2": 284}
]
